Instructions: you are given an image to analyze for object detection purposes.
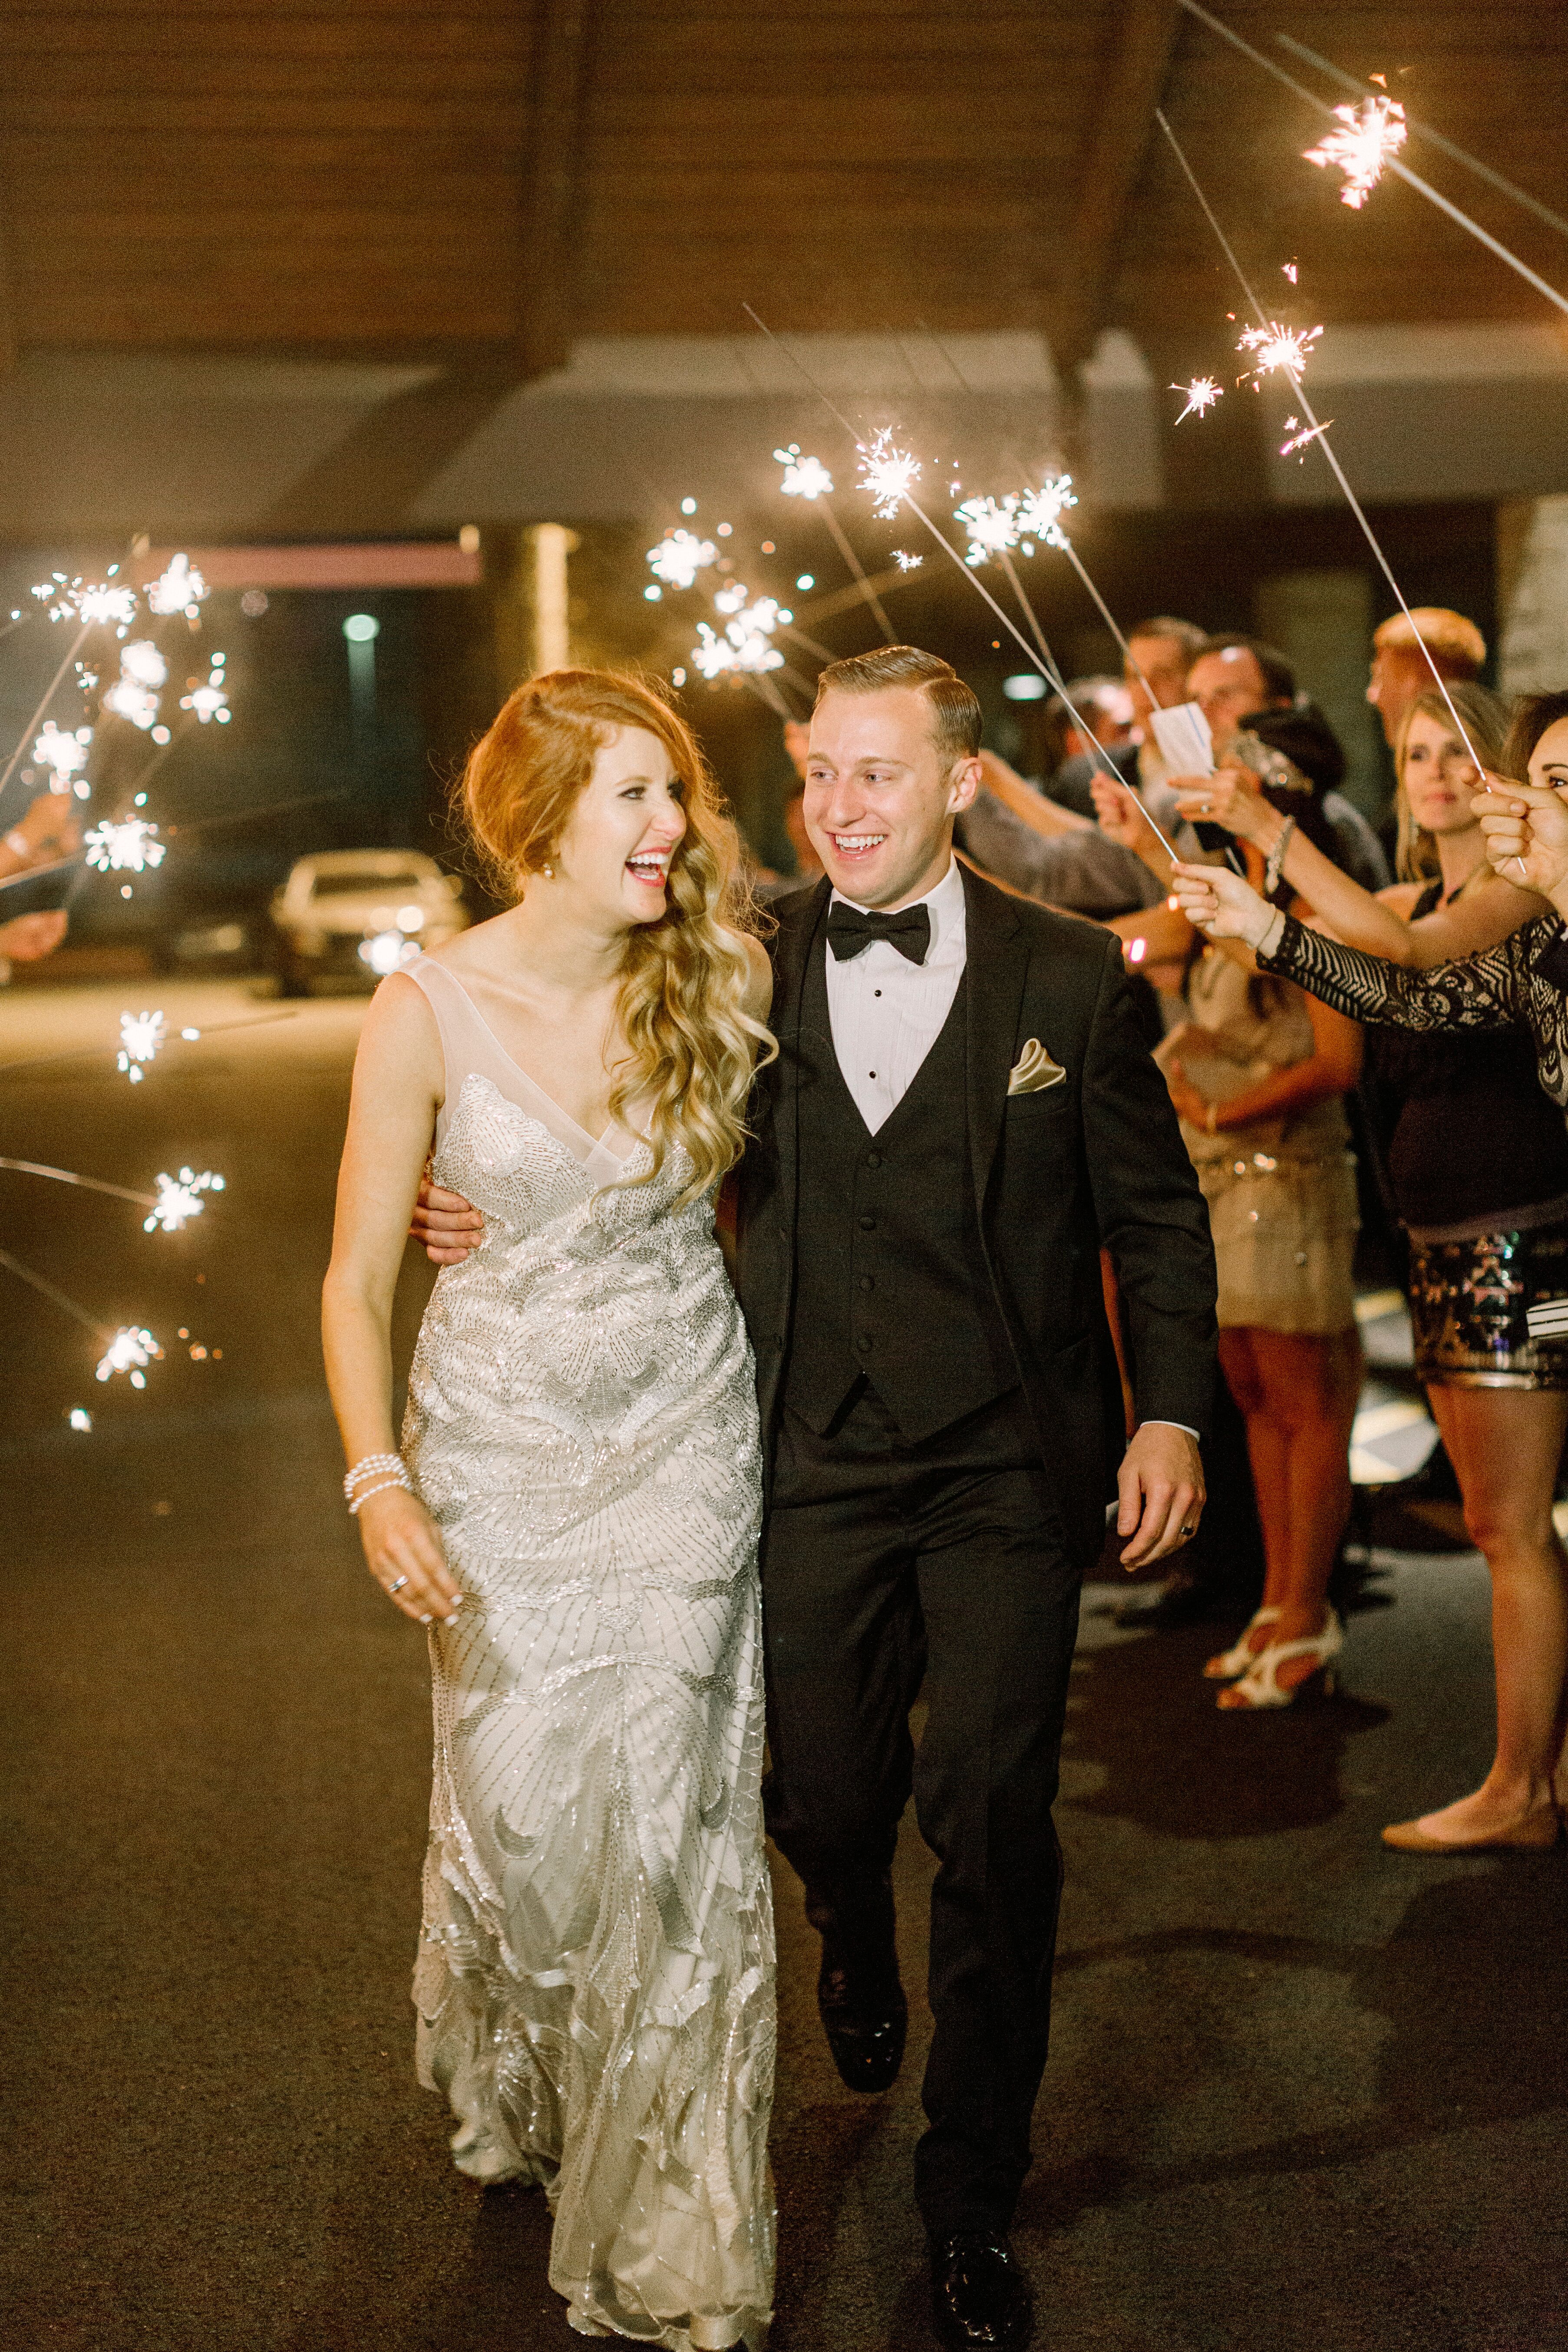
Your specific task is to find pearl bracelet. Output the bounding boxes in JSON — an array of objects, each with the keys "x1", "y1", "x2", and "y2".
[
  {"x1": 349, "y1": 1468, "x2": 413, "y2": 1515},
  {"x1": 345, "y1": 1450, "x2": 403, "y2": 1500}
]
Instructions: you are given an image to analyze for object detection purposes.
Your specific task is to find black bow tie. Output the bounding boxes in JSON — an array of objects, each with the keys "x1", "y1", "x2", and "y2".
[{"x1": 826, "y1": 903, "x2": 932, "y2": 966}]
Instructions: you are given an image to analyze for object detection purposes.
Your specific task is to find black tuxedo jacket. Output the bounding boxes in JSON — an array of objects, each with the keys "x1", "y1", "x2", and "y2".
[{"x1": 734, "y1": 864, "x2": 1218, "y2": 1557}]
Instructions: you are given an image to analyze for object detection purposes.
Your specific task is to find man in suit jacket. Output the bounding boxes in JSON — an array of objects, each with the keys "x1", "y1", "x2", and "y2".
[
  {"x1": 413, "y1": 645, "x2": 1217, "y2": 2350},
  {"x1": 740, "y1": 647, "x2": 1215, "y2": 2348}
]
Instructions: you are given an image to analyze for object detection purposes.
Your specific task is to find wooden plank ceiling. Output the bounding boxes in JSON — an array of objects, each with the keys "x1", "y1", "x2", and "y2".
[{"x1": 0, "y1": 0, "x2": 1565, "y2": 372}]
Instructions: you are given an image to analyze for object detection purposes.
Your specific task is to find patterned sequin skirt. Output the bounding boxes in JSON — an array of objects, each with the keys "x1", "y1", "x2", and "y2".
[{"x1": 1407, "y1": 1218, "x2": 1568, "y2": 1389}]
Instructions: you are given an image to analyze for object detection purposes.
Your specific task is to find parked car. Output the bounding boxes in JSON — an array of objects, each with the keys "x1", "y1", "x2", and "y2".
[{"x1": 270, "y1": 848, "x2": 468, "y2": 994}]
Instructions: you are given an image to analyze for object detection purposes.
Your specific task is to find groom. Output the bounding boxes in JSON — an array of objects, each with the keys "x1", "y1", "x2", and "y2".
[{"x1": 416, "y1": 647, "x2": 1216, "y2": 2349}]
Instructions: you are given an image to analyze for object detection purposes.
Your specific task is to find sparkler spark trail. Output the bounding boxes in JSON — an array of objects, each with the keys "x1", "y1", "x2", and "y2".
[
  {"x1": 774, "y1": 446, "x2": 835, "y2": 500},
  {"x1": 85, "y1": 817, "x2": 165, "y2": 874},
  {"x1": 143, "y1": 1167, "x2": 224, "y2": 1234},
  {"x1": 146, "y1": 553, "x2": 209, "y2": 619},
  {"x1": 96, "y1": 1326, "x2": 162, "y2": 1386},
  {"x1": 1172, "y1": 0, "x2": 1568, "y2": 320},
  {"x1": 1172, "y1": 376, "x2": 1223, "y2": 422},
  {"x1": 1280, "y1": 415, "x2": 1334, "y2": 459},
  {"x1": 1304, "y1": 95, "x2": 1407, "y2": 209},
  {"x1": 647, "y1": 529, "x2": 717, "y2": 589},
  {"x1": 1014, "y1": 477, "x2": 1077, "y2": 550},
  {"x1": 893, "y1": 551, "x2": 923, "y2": 571},
  {"x1": 117, "y1": 1008, "x2": 168, "y2": 1081},
  {"x1": 180, "y1": 659, "x2": 231, "y2": 723},
  {"x1": 1237, "y1": 321, "x2": 1323, "y2": 381}
]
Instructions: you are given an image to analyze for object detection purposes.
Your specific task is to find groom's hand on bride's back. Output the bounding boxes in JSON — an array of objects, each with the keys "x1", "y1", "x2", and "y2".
[{"x1": 411, "y1": 1177, "x2": 485, "y2": 1264}]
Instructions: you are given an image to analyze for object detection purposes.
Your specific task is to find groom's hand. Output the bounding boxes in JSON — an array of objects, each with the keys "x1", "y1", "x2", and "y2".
[
  {"x1": 411, "y1": 1177, "x2": 484, "y2": 1264},
  {"x1": 1116, "y1": 1422, "x2": 1204, "y2": 1569}
]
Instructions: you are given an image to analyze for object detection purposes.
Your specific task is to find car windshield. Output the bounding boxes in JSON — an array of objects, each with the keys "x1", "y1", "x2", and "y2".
[{"x1": 309, "y1": 871, "x2": 427, "y2": 898}]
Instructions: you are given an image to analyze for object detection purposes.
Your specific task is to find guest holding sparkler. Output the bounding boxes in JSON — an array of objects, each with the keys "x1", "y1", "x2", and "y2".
[
  {"x1": 1098, "y1": 717, "x2": 1366, "y2": 1709},
  {"x1": 0, "y1": 788, "x2": 80, "y2": 881},
  {"x1": 1171, "y1": 689, "x2": 1568, "y2": 1849},
  {"x1": 1049, "y1": 616, "x2": 1209, "y2": 816}
]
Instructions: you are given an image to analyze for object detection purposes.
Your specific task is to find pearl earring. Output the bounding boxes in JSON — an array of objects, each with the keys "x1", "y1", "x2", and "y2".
[{"x1": 541, "y1": 862, "x2": 554, "y2": 878}]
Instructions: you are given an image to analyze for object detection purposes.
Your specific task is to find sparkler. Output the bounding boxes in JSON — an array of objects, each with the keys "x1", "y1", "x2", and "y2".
[
  {"x1": 1304, "y1": 96, "x2": 1408, "y2": 209},
  {"x1": 1173, "y1": 0, "x2": 1568, "y2": 320},
  {"x1": 143, "y1": 1167, "x2": 224, "y2": 1234},
  {"x1": 858, "y1": 430, "x2": 922, "y2": 520},
  {"x1": 180, "y1": 657, "x2": 231, "y2": 723},
  {"x1": 1236, "y1": 321, "x2": 1323, "y2": 382},
  {"x1": 146, "y1": 553, "x2": 209, "y2": 620},
  {"x1": 1154, "y1": 105, "x2": 1490, "y2": 779},
  {"x1": 775, "y1": 447, "x2": 835, "y2": 501},
  {"x1": 1278, "y1": 34, "x2": 1568, "y2": 244},
  {"x1": 647, "y1": 529, "x2": 717, "y2": 589},
  {"x1": 1014, "y1": 478, "x2": 1077, "y2": 551},
  {"x1": 95, "y1": 1326, "x2": 162, "y2": 1387},
  {"x1": 33, "y1": 721, "x2": 92, "y2": 791},
  {"x1": 1172, "y1": 376, "x2": 1223, "y2": 422},
  {"x1": 893, "y1": 551, "x2": 923, "y2": 571},
  {"x1": 85, "y1": 817, "x2": 166, "y2": 874},
  {"x1": 117, "y1": 1008, "x2": 168, "y2": 1082},
  {"x1": 103, "y1": 638, "x2": 167, "y2": 731},
  {"x1": 954, "y1": 496, "x2": 1020, "y2": 567}
]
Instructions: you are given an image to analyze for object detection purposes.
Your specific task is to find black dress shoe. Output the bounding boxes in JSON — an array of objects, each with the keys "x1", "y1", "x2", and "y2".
[
  {"x1": 930, "y1": 2231, "x2": 1033, "y2": 2349},
  {"x1": 817, "y1": 1954, "x2": 907, "y2": 2094}
]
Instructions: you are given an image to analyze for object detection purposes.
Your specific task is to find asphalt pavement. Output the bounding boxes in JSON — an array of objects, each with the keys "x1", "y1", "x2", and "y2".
[{"x1": 3, "y1": 976, "x2": 1565, "y2": 2352}]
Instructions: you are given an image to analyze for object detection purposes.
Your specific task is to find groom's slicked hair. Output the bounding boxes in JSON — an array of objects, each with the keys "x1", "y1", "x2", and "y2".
[{"x1": 815, "y1": 645, "x2": 983, "y2": 768}]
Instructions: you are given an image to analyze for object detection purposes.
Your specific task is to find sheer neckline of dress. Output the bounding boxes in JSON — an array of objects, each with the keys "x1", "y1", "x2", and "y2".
[{"x1": 414, "y1": 956, "x2": 641, "y2": 1171}]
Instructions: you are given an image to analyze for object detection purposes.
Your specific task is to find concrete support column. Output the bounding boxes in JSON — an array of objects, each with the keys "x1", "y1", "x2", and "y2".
[{"x1": 1498, "y1": 496, "x2": 1568, "y2": 693}]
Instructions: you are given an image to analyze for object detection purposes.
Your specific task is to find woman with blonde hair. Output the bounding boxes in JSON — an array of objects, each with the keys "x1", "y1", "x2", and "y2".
[{"x1": 322, "y1": 669, "x2": 777, "y2": 2346}]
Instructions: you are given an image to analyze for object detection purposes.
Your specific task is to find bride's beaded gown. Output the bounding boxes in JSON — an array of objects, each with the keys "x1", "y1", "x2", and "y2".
[{"x1": 398, "y1": 957, "x2": 774, "y2": 2349}]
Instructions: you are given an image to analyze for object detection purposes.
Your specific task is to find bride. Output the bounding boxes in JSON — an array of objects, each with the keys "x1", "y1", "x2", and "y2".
[{"x1": 321, "y1": 669, "x2": 777, "y2": 2348}]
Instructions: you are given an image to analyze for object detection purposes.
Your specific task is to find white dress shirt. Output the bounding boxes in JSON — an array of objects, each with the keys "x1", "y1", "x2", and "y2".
[
  {"x1": 825, "y1": 858, "x2": 967, "y2": 1135},
  {"x1": 824, "y1": 857, "x2": 1198, "y2": 1445}
]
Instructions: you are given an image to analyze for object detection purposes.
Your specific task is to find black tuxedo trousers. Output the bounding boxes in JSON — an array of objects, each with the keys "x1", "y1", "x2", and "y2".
[{"x1": 763, "y1": 1382, "x2": 1078, "y2": 2239}]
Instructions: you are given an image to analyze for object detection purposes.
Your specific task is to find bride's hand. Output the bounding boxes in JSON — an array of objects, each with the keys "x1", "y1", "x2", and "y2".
[
  {"x1": 357, "y1": 1486, "x2": 463, "y2": 1625},
  {"x1": 1169, "y1": 860, "x2": 1278, "y2": 949}
]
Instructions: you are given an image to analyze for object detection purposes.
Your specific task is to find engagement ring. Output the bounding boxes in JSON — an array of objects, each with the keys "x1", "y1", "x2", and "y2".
[{"x1": 388, "y1": 1575, "x2": 409, "y2": 1594}]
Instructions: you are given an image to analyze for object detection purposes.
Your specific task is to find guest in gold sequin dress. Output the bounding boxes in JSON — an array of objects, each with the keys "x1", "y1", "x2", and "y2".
[{"x1": 323, "y1": 671, "x2": 777, "y2": 2349}]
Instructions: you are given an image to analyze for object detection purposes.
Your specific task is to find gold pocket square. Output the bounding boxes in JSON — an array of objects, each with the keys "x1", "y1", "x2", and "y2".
[{"x1": 1007, "y1": 1039, "x2": 1067, "y2": 1096}]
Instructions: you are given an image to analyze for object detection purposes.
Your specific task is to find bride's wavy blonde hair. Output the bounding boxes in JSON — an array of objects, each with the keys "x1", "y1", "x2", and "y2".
[{"x1": 459, "y1": 668, "x2": 774, "y2": 1202}]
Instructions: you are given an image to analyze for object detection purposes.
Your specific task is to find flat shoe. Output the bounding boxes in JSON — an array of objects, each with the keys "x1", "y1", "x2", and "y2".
[{"x1": 1381, "y1": 1809, "x2": 1562, "y2": 1853}]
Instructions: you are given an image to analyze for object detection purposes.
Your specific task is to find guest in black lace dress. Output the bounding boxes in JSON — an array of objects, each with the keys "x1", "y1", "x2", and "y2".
[{"x1": 1170, "y1": 691, "x2": 1568, "y2": 1857}]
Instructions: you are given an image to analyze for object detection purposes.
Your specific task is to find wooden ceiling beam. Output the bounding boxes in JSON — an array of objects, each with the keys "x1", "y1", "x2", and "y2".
[
  {"x1": 513, "y1": 0, "x2": 594, "y2": 382},
  {"x1": 1052, "y1": 0, "x2": 1182, "y2": 384}
]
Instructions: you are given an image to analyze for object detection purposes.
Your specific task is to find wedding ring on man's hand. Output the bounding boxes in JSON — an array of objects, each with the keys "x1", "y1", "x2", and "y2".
[
  {"x1": 1179, "y1": 1524, "x2": 1195, "y2": 1538},
  {"x1": 388, "y1": 1575, "x2": 409, "y2": 1594}
]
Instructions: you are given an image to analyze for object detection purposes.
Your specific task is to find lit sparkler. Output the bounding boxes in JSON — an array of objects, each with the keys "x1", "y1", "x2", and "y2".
[
  {"x1": 1236, "y1": 321, "x2": 1323, "y2": 381},
  {"x1": 33, "y1": 577, "x2": 139, "y2": 633},
  {"x1": 143, "y1": 1166, "x2": 224, "y2": 1234},
  {"x1": 95, "y1": 1326, "x2": 162, "y2": 1387},
  {"x1": 33, "y1": 720, "x2": 92, "y2": 790},
  {"x1": 647, "y1": 530, "x2": 718, "y2": 590},
  {"x1": 146, "y1": 553, "x2": 209, "y2": 620},
  {"x1": 69, "y1": 1407, "x2": 92, "y2": 1431},
  {"x1": 894, "y1": 551, "x2": 923, "y2": 571},
  {"x1": 1172, "y1": 376, "x2": 1224, "y2": 422},
  {"x1": 85, "y1": 817, "x2": 166, "y2": 874},
  {"x1": 1304, "y1": 96, "x2": 1407, "y2": 210},
  {"x1": 1015, "y1": 476, "x2": 1078, "y2": 550},
  {"x1": 774, "y1": 446, "x2": 835, "y2": 501},
  {"x1": 180, "y1": 656, "x2": 231, "y2": 723},
  {"x1": 954, "y1": 496, "x2": 1020, "y2": 567},
  {"x1": 857, "y1": 429, "x2": 922, "y2": 519},
  {"x1": 117, "y1": 1008, "x2": 169, "y2": 1082}
]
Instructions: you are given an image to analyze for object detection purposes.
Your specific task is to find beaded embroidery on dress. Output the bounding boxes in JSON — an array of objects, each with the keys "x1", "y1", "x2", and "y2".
[{"x1": 399, "y1": 957, "x2": 774, "y2": 2349}]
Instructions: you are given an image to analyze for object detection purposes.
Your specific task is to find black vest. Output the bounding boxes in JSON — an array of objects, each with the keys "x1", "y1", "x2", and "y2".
[{"x1": 781, "y1": 932, "x2": 1018, "y2": 1441}]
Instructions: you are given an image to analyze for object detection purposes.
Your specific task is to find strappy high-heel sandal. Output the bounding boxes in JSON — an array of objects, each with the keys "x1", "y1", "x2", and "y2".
[
  {"x1": 1203, "y1": 1605, "x2": 1283, "y2": 1680},
  {"x1": 1217, "y1": 1609, "x2": 1344, "y2": 1710}
]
